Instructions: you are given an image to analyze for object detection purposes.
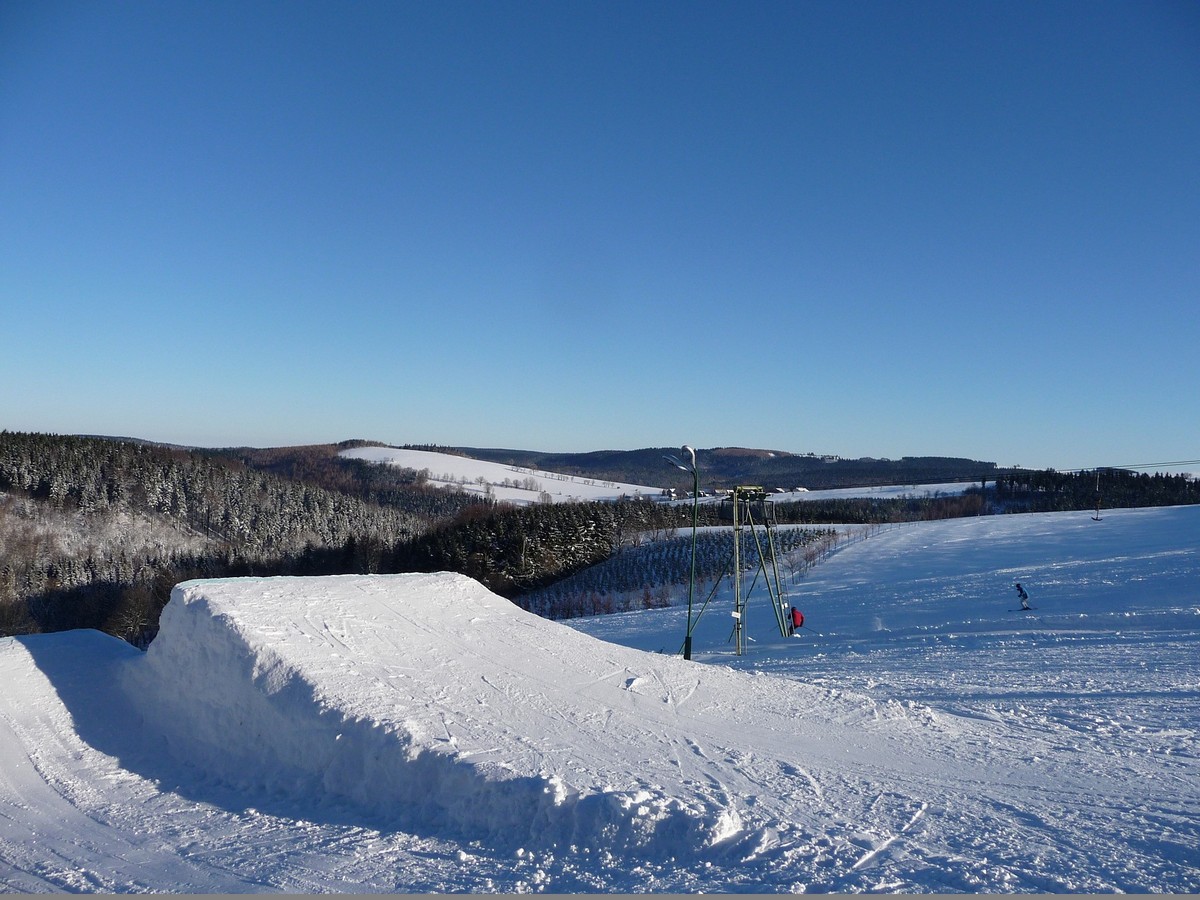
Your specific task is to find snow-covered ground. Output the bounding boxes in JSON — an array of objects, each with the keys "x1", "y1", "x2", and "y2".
[
  {"x1": 1, "y1": 505, "x2": 1197, "y2": 892},
  {"x1": 339, "y1": 446, "x2": 664, "y2": 504},
  {"x1": 338, "y1": 444, "x2": 974, "y2": 506}
]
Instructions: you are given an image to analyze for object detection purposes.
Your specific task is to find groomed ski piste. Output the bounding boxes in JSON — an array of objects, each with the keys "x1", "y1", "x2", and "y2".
[
  {"x1": 1, "y1": 504, "x2": 1198, "y2": 892},
  {"x1": 338, "y1": 446, "x2": 664, "y2": 505},
  {"x1": 337, "y1": 444, "x2": 976, "y2": 507}
]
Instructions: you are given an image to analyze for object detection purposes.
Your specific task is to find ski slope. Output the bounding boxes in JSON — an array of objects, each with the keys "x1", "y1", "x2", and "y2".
[
  {"x1": 339, "y1": 445, "x2": 663, "y2": 504},
  {"x1": 338, "y1": 444, "x2": 974, "y2": 506},
  {"x1": 0, "y1": 506, "x2": 1197, "y2": 892}
]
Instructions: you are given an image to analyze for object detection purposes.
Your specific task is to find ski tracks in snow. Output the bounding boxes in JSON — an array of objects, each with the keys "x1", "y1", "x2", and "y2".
[{"x1": 850, "y1": 796, "x2": 928, "y2": 872}]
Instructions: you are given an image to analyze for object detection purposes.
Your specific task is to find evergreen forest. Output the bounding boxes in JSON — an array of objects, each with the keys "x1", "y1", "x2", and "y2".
[{"x1": 2, "y1": 431, "x2": 1195, "y2": 645}]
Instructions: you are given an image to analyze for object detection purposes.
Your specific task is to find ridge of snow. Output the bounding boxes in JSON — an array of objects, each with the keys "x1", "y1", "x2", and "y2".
[
  {"x1": 121, "y1": 573, "x2": 805, "y2": 856},
  {"x1": 119, "y1": 570, "x2": 1079, "y2": 866}
]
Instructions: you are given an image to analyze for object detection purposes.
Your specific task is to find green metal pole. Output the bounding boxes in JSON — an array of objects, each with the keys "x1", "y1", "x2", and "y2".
[
  {"x1": 732, "y1": 488, "x2": 743, "y2": 655},
  {"x1": 666, "y1": 447, "x2": 700, "y2": 661},
  {"x1": 685, "y1": 463, "x2": 697, "y2": 660}
]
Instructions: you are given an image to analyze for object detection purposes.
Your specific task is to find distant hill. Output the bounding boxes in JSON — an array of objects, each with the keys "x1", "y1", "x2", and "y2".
[
  {"x1": 75, "y1": 437, "x2": 1002, "y2": 492},
  {"x1": 456, "y1": 446, "x2": 1004, "y2": 491}
]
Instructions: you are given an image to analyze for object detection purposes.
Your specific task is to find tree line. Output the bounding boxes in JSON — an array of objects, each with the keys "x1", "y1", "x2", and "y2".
[
  {"x1": 458, "y1": 446, "x2": 1005, "y2": 491},
  {"x1": 0, "y1": 432, "x2": 429, "y2": 642},
  {"x1": 992, "y1": 469, "x2": 1199, "y2": 512},
  {"x1": 3, "y1": 432, "x2": 1195, "y2": 645},
  {"x1": 520, "y1": 525, "x2": 843, "y2": 621}
]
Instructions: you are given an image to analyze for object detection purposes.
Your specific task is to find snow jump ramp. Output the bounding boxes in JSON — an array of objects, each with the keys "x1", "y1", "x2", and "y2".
[{"x1": 123, "y1": 573, "x2": 791, "y2": 856}]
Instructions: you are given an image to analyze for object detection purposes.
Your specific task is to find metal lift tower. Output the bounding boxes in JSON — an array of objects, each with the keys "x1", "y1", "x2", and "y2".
[{"x1": 724, "y1": 486, "x2": 792, "y2": 655}]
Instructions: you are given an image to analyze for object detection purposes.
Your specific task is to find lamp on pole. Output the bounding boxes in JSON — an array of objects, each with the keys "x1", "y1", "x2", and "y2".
[{"x1": 664, "y1": 445, "x2": 699, "y2": 660}]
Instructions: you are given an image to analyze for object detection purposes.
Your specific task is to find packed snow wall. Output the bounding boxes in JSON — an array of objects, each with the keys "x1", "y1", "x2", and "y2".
[{"x1": 121, "y1": 573, "x2": 744, "y2": 855}]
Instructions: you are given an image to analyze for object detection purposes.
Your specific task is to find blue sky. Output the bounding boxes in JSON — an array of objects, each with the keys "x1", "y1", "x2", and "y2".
[{"x1": 2, "y1": 1, "x2": 1197, "y2": 471}]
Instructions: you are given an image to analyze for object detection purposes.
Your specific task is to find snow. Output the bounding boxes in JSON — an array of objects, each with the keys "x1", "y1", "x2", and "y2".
[
  {"x1": 339, "y1": 446, "x2": 663, "y2": 504},
  {"x1": 339, "y1": 444, "x2": 976, "y2": 507},
  {"x1": 1, "y1": 505, "x2": 1198, "y2": 892}
]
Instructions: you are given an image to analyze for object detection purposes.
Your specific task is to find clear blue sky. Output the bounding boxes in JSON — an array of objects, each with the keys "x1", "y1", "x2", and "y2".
[{"x1": 3, "y1": 1, "x2": 1197, "y2": 471}]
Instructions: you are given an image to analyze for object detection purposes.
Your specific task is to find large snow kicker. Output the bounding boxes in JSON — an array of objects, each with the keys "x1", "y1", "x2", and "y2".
[{"x1": 122, "y1": 572, "x2": 802, "y2": 856}]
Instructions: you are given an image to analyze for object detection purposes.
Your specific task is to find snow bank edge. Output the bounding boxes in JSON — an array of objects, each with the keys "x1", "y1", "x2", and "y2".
[{"x1": 120, "y1": 576, "x2": 732, "y2": 856}]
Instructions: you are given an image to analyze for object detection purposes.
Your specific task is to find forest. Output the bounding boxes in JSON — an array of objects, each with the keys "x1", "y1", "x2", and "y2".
[
  {"x1": 0, "y1": 433, "x2": 429, "y2": 641},
  {"x1": 455, "y1": 445, "x2": 1007, "y2": 491},
  {"x1": 519, "y1": 524, "x2": 856, "y2": 622},
  {"x1": 2, "y1": 431, "x2": 1195, "y2": 645},
  {"x1": 992, "y1": 467, "x2": 1200, "y2": 513}
]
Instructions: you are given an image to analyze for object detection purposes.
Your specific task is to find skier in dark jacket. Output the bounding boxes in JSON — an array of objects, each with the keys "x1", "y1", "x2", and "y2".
[
  {"x1": 1016, "y1": 583, "x2": 1031, "y2": 610},
  {"x1": 789, "y1": 606, "x2": 804, "y2": 635}
]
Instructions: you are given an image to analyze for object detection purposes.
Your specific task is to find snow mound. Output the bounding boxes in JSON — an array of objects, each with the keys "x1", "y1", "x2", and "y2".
[
  {"x1": 6, "y1": 508, "x2": 1199, "y2": 891},
  {"x1": 123, "y1": 573, "x2": 818, "y2": 856}
]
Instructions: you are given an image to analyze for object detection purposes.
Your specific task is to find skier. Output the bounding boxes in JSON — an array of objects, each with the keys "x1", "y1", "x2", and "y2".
[
  {"x1": 789, "y1": 606, "x2": 804, "y2": 635},
  {"x1": 1016, "y1": 583, "x2": 1031, "y2": 610}
]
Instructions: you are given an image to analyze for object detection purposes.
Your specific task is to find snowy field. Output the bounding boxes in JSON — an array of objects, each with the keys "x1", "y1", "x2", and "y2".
[
  {"x1": 0, "y1": 505, "x2": 1197, "y2": 892},
  {"x1": 339, "y1": 446, "x2": 663, "y2": 504},
  {"x1": 338, "y1": 445, "x2": 974, "y2": 506}
]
